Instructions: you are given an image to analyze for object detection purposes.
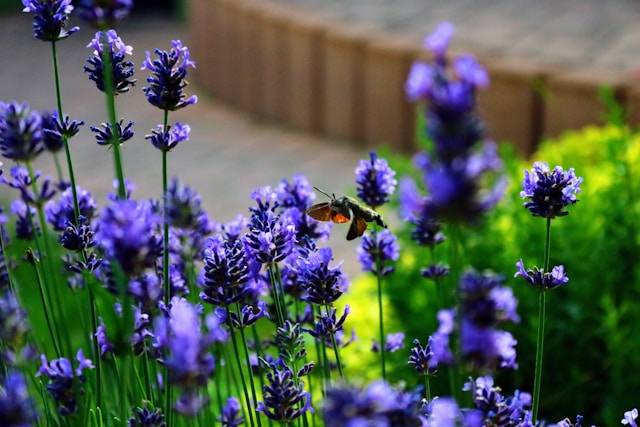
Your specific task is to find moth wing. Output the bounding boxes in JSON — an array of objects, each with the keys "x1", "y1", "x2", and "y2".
[
  {"x1": 346, "y1": 218, "x2": 368, "y2": 241},
  {"x1": 306, "y1": 203, "x2": 332, "y2": 221},
  {"x1": 330, "y1": 210, "x2": 351, "y2": 224}
]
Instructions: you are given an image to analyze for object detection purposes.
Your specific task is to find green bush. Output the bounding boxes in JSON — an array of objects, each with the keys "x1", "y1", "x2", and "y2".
[{"x1": 380, "y1": 124, "x2": 640, "y2": 425}]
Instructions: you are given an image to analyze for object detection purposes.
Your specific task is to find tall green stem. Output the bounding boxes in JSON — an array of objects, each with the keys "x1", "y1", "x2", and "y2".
[
  {"x1": 324, "y1": 306, "x2": 345, "y2": 380},
  {"x1": 26, "y1": 161, "x2": 71, "y2": 355},
  {"x1": 267, "y1": 264, "x2": 285, "y2": 326},
  {"x1": 237, "y1": 317, "x2": 263, "y2": 427},
  {"x1": 100, "y1": 31, "x2": 126, "y2": 199},
  {"x1": 532, "y1": 218, "x2": 552, "y2": 421},
  {"x1": 88, "y1": 284, "x2": 102, "y2": 408},
  {"x1": 228, "y1": 314, "x2": 256, "y2": 427},
  {"x1": 424, "y1": 375, "x2": 431, "y2": 401},
  {"x1": 162, "y1": 110, "x2": 170, "y2": 305},
  {"x1": 28, "y1": 251, "x2": 61, "y2": 357},
  {"x1": 374, "y1": 228, "x2": 386, "y2": 380},
  {"x1": 50, "y1": 41, "x2": 80, "y2": 221}
]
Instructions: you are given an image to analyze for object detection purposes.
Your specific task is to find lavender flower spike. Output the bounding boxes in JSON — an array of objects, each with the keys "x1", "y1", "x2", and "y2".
[
  {"x1": 84, "y1": 30, "x2": 136, "y2": 95},
  {"x1": 220, "y1": 397, "x2": 245, "y2": 427},
  {"x1": 520, "y1": 162, "x2": 583, "y2": 218},
  {"x1": 357, "y1": 229, "x2": 399, "y2": 276},
  {"x1": 515, "y1": 259, "x2": 569, "y2": 290},
  {"x1": 355, "y1": 152, "x2": 397, "y2": 208},
  {"x1": 22, "y1": 0, "x2": 79, "y2": 42},
  {"x1": 141, "y1": 40, "x2": 198, "y2": 111},
  {"x1": 145, "y1": 123, "x2": 190, "y2": 152},
  {"x1": 257, "y1": 359, "x2": 312, "y2": 423},
  {"x1": 622, "y1": 409, "x2": 638, "y2": 427},
  {"x1": 77, "y1": 0, "x2": 133, "y2": 29},
  {"x1": 0, "y1": 371, "x2": 39, "y2": 426},
  {"x1": 0, "y1": 102, "x2": 43, "y2": 162}
]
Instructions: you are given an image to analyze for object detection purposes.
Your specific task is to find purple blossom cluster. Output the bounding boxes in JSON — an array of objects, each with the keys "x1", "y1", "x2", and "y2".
[
  {"x1": 355, "y1": 152, "x2": 397, "y2": 208},
  {"x1": 322, "y1": 381, "x2": 425, "y2": 426},
  {"x1": 402, "y1": 22, "x2": 504, "y2": 223},
  {"x1": 77, "y1": 0, "x2": 133, "y2": 28},
  {"x1": 459, "y1": 270, "x2": 519, "y2": 369},
  {"x1": 152, "y1": 298, "x2": 219, "y2": 415},
  {"x1": 84, "y1": 30, "x2": 136, "y2": 95},
  {"x1": 22, "y1": 0, "x2": 78, "y2": 42},
  {"x1": 521, "y1": 162, "x2": 583, "y2": 219},
  {"x1": 37, "y1": 350, "x2": 94, "y2": 415},
  {"x1": 141, "y1": 40, "x2": 198, "y2": 111}
]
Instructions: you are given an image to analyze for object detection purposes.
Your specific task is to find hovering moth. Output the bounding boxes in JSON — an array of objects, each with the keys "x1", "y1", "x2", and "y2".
[{"x1": 306, "y1": 187, "x2": 387, "y2": 240}]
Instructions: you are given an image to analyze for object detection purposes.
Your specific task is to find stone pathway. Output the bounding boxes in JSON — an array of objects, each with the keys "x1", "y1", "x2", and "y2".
[
  {"x1": 0, "y1": 12, "x2": 367, "y2": 273},
  {"x1": 271, "y1": 0, "x2": 640, "y2": 76}
]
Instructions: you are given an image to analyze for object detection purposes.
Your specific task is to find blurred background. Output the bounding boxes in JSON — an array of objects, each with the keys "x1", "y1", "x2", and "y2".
[{"x1": 1, "y1": 0, "x2": 640, "y2": 425}]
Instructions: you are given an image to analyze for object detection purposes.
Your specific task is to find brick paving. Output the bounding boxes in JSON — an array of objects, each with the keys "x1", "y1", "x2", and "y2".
[
  {"x1": 0, "y1": 13, "x2": 367, "y2": 273},
  {"x1": 270, "y1": 0, "x2": 640, "y2": 76}
]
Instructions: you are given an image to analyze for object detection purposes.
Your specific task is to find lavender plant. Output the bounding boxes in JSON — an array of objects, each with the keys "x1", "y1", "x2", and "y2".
[{"x1": 0, "y1": 4, "x2": 633, "y2": 427}]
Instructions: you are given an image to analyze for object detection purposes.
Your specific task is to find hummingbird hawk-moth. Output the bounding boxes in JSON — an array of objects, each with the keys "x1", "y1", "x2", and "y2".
[{"x1": 306, "y1": 187, "x2": 387, "y2": 240}]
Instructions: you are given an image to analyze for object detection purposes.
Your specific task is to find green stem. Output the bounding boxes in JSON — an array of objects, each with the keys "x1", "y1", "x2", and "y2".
[
  {"x1": 424, "y1": 375, "x2": 431, "y2": 401},
  {"x1": 237, "y1": 307, "x2": 262, "y2": 427},
  {"x1": 50, "y1": 41, "x2": 81, "y2": 221},
  {"x1": 374, "y1": 228, "x2": 386, "y2": 380},
  {"x1": 532, "y1": 218, "x2": 552, "y2": 421},
  {"x1": 324, "y1": 306, "x2": 345, "y2": 380},
  {"x1": 88, "y1": 285, "x2": 102, "y2": 409},
  {"x1": 100, "y1": 32, "x2": 126, "y2": 199},
  {"x1": 28, "y1": 251, "x2": 62, "y2": 357},
  {"x1": 228, "y1": 315, "x2": 256, "y2": 427},
  {"x1": 267, "y1": 264, "x2": 285, "y2": 326},
  {"x1": 26, "y1": 161, "x2": 71, "y2": 356}
]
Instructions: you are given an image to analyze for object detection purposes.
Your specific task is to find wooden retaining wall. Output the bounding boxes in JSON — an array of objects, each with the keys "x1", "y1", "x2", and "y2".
[{"x1": 189, "y1": 0, "x2": 634, "y2": 155}]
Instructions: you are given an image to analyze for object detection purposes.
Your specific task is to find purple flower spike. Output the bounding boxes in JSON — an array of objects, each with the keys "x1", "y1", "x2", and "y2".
[
  {"x1": 622, "y1": 409, "x2": 638, "y2": 427},
  {"x1": 141, "y1": 40, "x2": 198, "y2": 111},
  {"x1": 0, "y1": 102, "x2": 43, "y2": 162},
  {"x1": 0, "y1": 371, "x2": 38, "y2": 425},
  {"x1": 45, "y1": 186, "x2": 96, "y2": 231},
  {"x1": 357, "y1": 229, "x2": 399, "y2": 276},
  {"x1": 22, "y1": 0, "x2": 79, "y2": 42},
  {"x1": 454, "y1": 55, "x2": 489, "y2": 88},
  {"x1": 220, "y1": 397, "x2": 244, "y2": 427},
  {"x1": 427, "y1": 398, "x2": 460, "y2": 427},
  {"x1": 520, "y1": 162, "x2": 583, "y2": 218},
  {"x1": 77, "y1": 0, "x2": 133, "y2": 28},
  {"x1": 153, "y1": 298, "x2": 215, "y2": 416},
  {"x1": 145, "y1": 123, "x2": 190, "y2": 152},
  {"x1": 294, "y1": 247, "x2": 347, "y2": 306},
  {"x1": 404, "y1": 23, "x2": 502, "y2": 224},
  {"x1": 42, "y1": 111, "x2": 83, "y2": 153},
  {"x1": 3, "y1": 166, "x2": 55, "y2": 206},
  {"x1": 425, "y1": 21, "x2": 454, "y2": 59},
  {"x1": 91, "y1": 120, "x2": 134, "y2": 146},
  {"x1": 408, "y1": 336, "x2": 438, "y2": 375},
  {"x1": 322, "y1": 381, "x2": 426, "y2": 426},
  {"x1": 515, "y1": 259, "x2": 569, "y2": 290},
  {"x1": 257, "y1": 359, "x2": 312, "y2": 423},
  {"x1": 246, "y1": 188, "x2": 296, "y2": 264},
  {"x1": 199, "y1": 237, "x2": 249, "y2": 306},
  {"x1": 96, "y1": 199, "x2": 160, "y2": 276},
  {"x1": 84, "y1": 30, "x2": 136, "y2": 95},
  {"x1": 384, "y1": 332, "x2": 405, "y2": 353},
  {"x1": 355, "y1": 152, "x2": 397, "y2": 208},
  {"x1": 37, "y1": 349, "x2": 94, "y2": 415},
  {"x1": 128, "y1": 402, "x2": 166, "y2": 427},
  {"x1": 405, "y1": 62, "x2": 434, "y2": 102}
]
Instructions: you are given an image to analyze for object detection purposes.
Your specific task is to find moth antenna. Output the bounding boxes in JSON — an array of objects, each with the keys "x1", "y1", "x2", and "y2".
[{"x1": 313, "y1": 186, "x2": 333, "y2": 200}]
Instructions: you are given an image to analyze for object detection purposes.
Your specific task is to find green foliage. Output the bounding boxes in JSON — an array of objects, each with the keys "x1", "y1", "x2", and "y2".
[{"x1": 383, "y1": 124, "x2": 640, "y2": 425}]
